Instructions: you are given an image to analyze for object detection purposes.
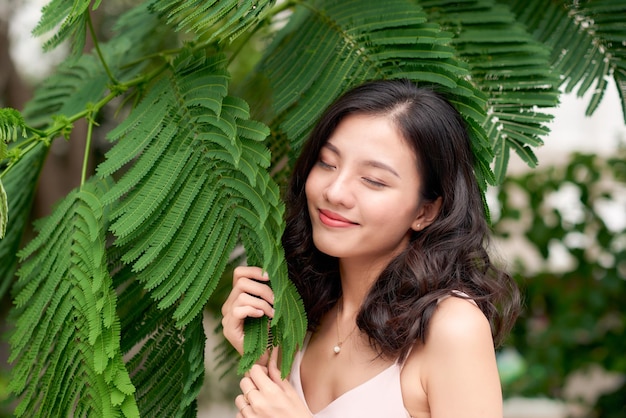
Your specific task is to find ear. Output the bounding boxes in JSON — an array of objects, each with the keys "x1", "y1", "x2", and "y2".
[{"x1": 411, "y1": 197, "x2": 442, "y2": 231}]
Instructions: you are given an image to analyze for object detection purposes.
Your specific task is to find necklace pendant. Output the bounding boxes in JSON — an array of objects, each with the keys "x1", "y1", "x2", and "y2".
[{"x1": 333, "y1": 345, "x2": 341, "y2": 354}]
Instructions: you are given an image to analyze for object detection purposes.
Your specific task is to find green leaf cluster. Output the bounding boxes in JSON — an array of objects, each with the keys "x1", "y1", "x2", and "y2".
[
  {"x1": 496, "y1": 149, "x2": 626, "y2": 413},
  {"x1": 509, "y1": 0, "x2": 626, "y2": 120},
  {"x1": 9, "y1": 180, "x2": 138, "y2": 417},
  {"x1": 423, "y1": 0, "x2": 560, "y2": 182},
  {"x1": 0, "y1": 109, "x2": 29, "y2": 239},
  {"x1": 0, "y1": 0, "x2": 624, "y2": 415}
]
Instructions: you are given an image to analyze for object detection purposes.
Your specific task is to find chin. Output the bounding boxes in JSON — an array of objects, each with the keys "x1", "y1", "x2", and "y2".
[{"x1": 311, "y1": 235, "x2": 346, "y2": 258}]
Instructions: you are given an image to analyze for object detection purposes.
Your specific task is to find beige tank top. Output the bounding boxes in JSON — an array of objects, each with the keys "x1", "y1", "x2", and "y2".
[
  {"x1": 289, "y1": 292, "x2": 475, "y2": 417},
  {"x1": 289, "y1": 333, "x2": 412, "y2": 418}
]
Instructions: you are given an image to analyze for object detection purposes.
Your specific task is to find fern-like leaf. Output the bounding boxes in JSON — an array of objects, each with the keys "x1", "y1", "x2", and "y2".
[
  {"x1": 422, "y1": 0, "x2": 560, "y2": 183},
  {"x1": 97, "y1": 48, "x2": 306, "y2": 374},
  {"x1": 32, "y1": 0, "x2": 100, "y2": 56},
  {"x1": 0, "y1": 108, "x2": 27, "y2": 158},
  {"x1": 24, "y1": 2, "x2": 174, "y2": 129},
  {"x1": 507, "y1": 0, "x2": 626, "y2": 122},
  {"x1": 0, "y1": 107, "x2": 27, "y2": 239},
  {"x1": 149, "y1": 0, "x2": 275, "y2": 44},
  {"x1": 257, "y1": 0, "x2": 477, "y2": 143},
  {"x1": 22, "y1": 55, "x2": 109, "y2": 128},
  {"x1": 8, "y1": 180, "x2": 138, "y2": 417},
  {"x1": 114, "y1": 272, "x2": 204, "y2": 417}
]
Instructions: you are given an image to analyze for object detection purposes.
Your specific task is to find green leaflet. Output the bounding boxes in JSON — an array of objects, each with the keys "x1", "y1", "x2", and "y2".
[
  {"x1": 149, "y1": 0, "x2": 275, "y2": 43},
  {"x1": 32, "y1": 0, "x2": 94, "y2": 56},
  {"x1": 9, "y1": 180, "x2": 138, "y2": 417},
  {"x1": 98, "y1": 48, "x2": 306, "y2": 375},
  {"x1": 507, "y1": 0, "x2": 626, "y2": 123},
  {"x1": 115, "y1": 276, "x2": 205, "y2": 417},
  {"x1": 0, "y1": 180, "x2": 6, "y2": 239},
  {"x1": 422, "y1": 0, "x2": 560, "y2": 184},
  {"x1": 0, "y1": 108, "x2": 27, "y2": 155}
]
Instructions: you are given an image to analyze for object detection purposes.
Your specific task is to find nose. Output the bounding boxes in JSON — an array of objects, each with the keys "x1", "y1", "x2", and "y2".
[{"x1": 323, "y1": 172, "x2": 355, "y2": 208}]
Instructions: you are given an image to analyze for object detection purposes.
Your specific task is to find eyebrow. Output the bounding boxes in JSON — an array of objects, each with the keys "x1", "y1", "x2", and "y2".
[{"x1": 323, "y1": 142, "x2": 401, "y2": 178}]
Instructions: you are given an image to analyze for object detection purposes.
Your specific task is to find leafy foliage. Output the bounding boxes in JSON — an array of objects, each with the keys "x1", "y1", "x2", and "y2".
[
  {"x1": 149, "y1": 0, "x2": 276, "y2": 43},
  {"x1": 507, "y1": 0, "x2": 626, "y2": 120},
  {"x1": 423, "y1": 0, "x2": 560, "y2": 182},
  {"x1": 115, "y1": 271, "x2": 205, "y2": 416},
  {"x1": 8, "y1": 180, "x2": 139, "y2": 417},
  {"x1": 0, "y1": 0, "x2": 625, "y2": 416},
  {"x1": 0, "y1": 109, "x2": 26, "y2": 153},
  {"x1": 0, "y1": 143, "x2": 46, "y2": 299},
  {"x1": 0, "y1": 109, "x2": 28, "y2": 239},
  {"x1": 495, "y1": 149, "x2": 626, "y2": 413},
  {"x1": 33, "y1": 0, "x2": 100, "y2": 56}
]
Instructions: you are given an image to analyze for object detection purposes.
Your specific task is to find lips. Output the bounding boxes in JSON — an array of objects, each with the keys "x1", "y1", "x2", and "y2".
[{"x1": 318, "y1": 209, "x2": 358, "y2": 227}]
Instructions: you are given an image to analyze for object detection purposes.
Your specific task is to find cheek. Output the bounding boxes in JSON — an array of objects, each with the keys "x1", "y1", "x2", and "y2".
[
  {"x1": 304, "y1": 170, "x2": 320, "y2": 201},
  {"x1": 371, "y1": 194, "x2": 419, "y2": 227}
]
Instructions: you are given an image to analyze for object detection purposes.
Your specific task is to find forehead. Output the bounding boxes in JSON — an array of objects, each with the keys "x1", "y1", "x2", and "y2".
[{"x1": 325, "y1": 113, "x2": 417, "y2": 164}]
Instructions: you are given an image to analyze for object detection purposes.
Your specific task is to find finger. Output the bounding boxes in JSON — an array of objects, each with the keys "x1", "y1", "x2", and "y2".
[
  {"x1": 268, "y1": 348, "x2": 295, "y2": 394},
  {"x1": 239, "y1": 376, "x2": 257, "y2": 399},
  {"x1": 223, "y1": 276, "x2": 273, "y2": 312},
  {"x1": 235, "y1": 394, "x2": 252, "y2": 416},
  {"x1": 267, "y1": 348, "x2": 283, "y2": 383},
  {"x1": 233, "y1": 266, "x2": 269, "y2": 286},
  {"x1": 247, "y1": 363, "x2": 274, "y2": 393},
  {"x1": 230, "y1": 292, "x2": 274, "y2": 319},
  {"x1": 234, "y1": 278, "x2": 275, "y2": 307},
  {"x1": 222, "y1": 292, "x2": 274, "y2": 335}
]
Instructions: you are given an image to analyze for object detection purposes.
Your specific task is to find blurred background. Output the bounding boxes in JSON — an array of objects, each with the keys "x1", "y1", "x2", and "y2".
[{"x1": 1, "y1": 1, "x2": 624, "y2": 417}]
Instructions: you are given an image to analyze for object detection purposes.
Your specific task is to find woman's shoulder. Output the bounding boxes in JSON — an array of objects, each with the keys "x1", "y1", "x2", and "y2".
[
  {"x1": 401, "y1": 295, "x2": 500, "y2": 416},
  {"x1": 404, "y1": 294, "x2": 494, "y2": 372},
  {"x1": 417, "y1": 294, "x2": 497, "y2": 388},
  {"x1": 404, "y1": 295, "x2": 502, "y2": 417},
  {"x1": 427, "y1": 294, "x2": 492, "y2": 347}
]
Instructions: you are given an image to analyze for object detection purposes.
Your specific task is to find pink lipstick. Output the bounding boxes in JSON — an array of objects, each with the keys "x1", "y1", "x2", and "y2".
[{"x1": 318, "y1": 209, "x2": 357, "y2": 227}]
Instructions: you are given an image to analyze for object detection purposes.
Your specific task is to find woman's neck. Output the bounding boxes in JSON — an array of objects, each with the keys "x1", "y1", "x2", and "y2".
[{"x1": 338, "y1": 257, "x2": 388, "y2": 312}]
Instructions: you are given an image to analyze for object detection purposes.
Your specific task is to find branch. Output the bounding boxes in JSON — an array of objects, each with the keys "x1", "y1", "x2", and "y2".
[{"x1": 87, "y1": 11, "x2": 119, "y2": 86}]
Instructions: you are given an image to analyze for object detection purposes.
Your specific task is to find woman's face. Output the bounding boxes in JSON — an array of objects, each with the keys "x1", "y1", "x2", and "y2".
[{"x1": 305, "y1": 113, "x2": 426, "y2": 266}]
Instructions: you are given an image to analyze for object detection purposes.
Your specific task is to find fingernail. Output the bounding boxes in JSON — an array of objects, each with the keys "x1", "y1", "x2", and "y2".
[{"x1": 262, "y1": 271, "x2": 269, "y2": 279}]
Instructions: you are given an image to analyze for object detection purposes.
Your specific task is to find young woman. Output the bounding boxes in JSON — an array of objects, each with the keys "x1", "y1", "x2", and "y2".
[{"x1": 221, "y1": 79, "x2": 521, "y2": 418}]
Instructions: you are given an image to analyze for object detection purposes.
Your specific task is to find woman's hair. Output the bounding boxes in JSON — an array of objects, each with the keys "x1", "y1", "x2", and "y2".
[{"x1": 282, "y1": 79, "x2": 521, "y2": 360}]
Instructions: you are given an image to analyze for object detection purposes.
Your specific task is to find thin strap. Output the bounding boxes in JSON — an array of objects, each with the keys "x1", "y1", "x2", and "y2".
[
  {"x1": 438, "y1": 290, "x2": 478, "y2": 306},
  {"x1": 300, "y1": 332, "x2": 313, "y2": 354},
  {"x1": 401, "y1": 290, "x2": 476, "y2": 369}
]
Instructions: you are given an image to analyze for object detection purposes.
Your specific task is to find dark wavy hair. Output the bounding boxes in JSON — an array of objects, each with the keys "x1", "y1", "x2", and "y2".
[{"x1": 282, "y1": 79, "x2": 521, "y2": 361}]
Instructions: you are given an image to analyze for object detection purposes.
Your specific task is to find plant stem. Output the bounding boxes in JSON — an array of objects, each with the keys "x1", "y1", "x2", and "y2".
[
  {"x1": 80, "y1": 114, "x2": 95, "y2": 187},
  {"x1": 87, "y1": 11, "x2": 119, "y2": 86}
]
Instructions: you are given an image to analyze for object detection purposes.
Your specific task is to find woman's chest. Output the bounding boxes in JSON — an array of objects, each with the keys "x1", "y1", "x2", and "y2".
[{"x1": 299, "y1": 333, "x2": 400, "y2": 414}]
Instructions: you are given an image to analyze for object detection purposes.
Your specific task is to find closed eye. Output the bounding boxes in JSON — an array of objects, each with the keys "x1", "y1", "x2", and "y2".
[
  {"x1": 316, "y1": 159, "x2": 335, "y2": 169},
  {"x1": 362, "y1": 177, "x2": 387, "y2": 188}
]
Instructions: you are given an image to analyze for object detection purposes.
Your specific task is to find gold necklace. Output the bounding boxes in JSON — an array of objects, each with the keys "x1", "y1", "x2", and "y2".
[{"x1": 333, "y1": 299, "x2": 358, "y2": 354}]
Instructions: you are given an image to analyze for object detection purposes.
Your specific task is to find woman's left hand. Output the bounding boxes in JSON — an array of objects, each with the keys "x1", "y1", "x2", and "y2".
[{"x1": 235, "y1": 349, "x2": 312, "y2": 418}]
